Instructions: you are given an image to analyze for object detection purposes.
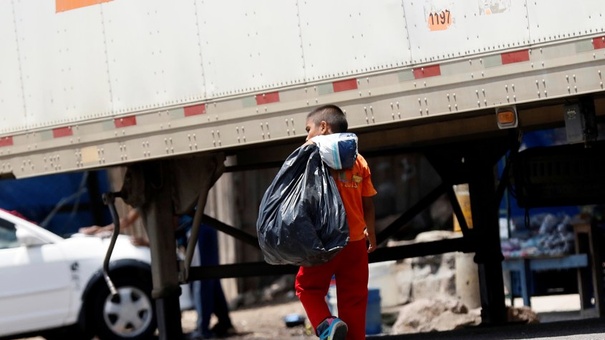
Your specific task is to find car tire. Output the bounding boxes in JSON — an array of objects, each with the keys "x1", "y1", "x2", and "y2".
[
  {"x1": 42, "y1": 324, "x2": 92, "y2": 340},
  {"x1": 89, "y1": 273, "x2": 157, "y2": 340}
]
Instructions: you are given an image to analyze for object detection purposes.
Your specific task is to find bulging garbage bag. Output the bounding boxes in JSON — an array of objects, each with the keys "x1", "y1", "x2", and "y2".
[{"x1": 256, "y1": 144, "x2": 349, "y2": 267}]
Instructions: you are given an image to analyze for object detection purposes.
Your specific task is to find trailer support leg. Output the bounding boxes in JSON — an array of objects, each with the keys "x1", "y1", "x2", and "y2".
[
  {"x1": 135, "y1": 162, "x2": 184, "y2": 340},
  {"x1": 120, "y1": 156, "x2": 224, "y2": 339},
  {"x1": 469, "y1": 162, "x2": 507, "y2": 325}
]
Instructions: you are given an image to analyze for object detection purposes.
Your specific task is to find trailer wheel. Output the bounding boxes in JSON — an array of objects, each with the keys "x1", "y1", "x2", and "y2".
[{"x1": 89, "y1": 274, "x2": 157, "y2": 340}]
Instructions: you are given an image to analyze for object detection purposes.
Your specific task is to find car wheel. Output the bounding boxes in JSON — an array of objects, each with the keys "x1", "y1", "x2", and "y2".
[{"x1": 90, "y1": 274, "x2": 157, "y2": 340}]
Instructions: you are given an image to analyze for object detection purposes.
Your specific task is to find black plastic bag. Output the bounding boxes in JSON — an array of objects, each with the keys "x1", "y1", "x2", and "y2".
[{"x1": 256, "y1": 144, "x2": 349, "y2": 267}]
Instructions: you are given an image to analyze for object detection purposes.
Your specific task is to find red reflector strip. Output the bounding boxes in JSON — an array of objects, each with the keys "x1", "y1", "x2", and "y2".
[
  {"x1": 184, "y1": 104, "x2": 206, "y2": 116},
  {"x1": 413, "y1": 65, "x2": 441, "y2": 79},
  {"x1": 593, "y1": 37, "x2": 605, "y2": 49},
  {"x1": 332, "y1": 79, "x2": 358, "y2": 92},
  {"x1": 114, "y1": 116, "x2": 137, "y2": 128},
  {"x1": 0, "y1": 136, "x2": 13, "y2": 147},
  {"x1": 255, "y1": 92, "x2": 280, "y2": 105},
  {"x1": 501, "y1": 50, "x2": 530, "y2": 64},
  {"x1": 52, "y1": 127, "x2": 73, "y2": 138}
]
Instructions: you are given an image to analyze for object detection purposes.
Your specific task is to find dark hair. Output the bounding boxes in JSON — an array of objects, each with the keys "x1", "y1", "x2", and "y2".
[{"x1": 306, "y1": 104, "x2": 348, "y2": 133}]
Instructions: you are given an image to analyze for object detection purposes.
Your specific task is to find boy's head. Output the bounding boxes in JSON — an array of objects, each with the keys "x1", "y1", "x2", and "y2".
[{"x1": 305, "y1": 104, "x2": 348, "y2": 141}]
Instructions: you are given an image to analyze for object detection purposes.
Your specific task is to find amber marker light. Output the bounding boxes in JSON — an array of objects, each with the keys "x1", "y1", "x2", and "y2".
[{"x1": 496, "y1": 106, "x2": 518, "y2": 129}]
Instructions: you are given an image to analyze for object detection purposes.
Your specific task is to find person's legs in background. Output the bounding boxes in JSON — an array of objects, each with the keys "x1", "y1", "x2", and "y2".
[
  {"x1": 209, "y1": 278, "x2": 235, "y2": 336},
  {"x1": 198, "y1": 279, "x2": 215, "y2": 338},
  {"x1": 191, "y1": 280, "x2": 210, "y2": 339},
  {"x1": 197, "y1": 223, "x2": 235, "y2": 338}
]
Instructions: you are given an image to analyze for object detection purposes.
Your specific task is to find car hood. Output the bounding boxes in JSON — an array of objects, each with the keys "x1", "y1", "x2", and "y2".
[{"x1": 62, "y1": 234, "x2": 152, "y2": 264}]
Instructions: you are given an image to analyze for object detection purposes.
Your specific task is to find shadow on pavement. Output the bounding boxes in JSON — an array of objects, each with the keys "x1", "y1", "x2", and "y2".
[{"x1": 367, "y1": 315, "x2": 605, "y2": 340}]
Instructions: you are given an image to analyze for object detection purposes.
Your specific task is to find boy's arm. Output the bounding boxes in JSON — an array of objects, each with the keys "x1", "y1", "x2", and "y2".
[
  {"x1": 362, "y1": 196, "x2": 377, "y2": 253},
  {"x1": 122, "y1": 208, "x2": 141, "y2": 229}
]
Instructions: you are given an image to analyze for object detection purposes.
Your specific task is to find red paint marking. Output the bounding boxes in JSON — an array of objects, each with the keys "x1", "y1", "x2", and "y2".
[
  {"x1": 184, "y1": 104, "x2": 206, "y2": 117},
  {"x1": 593, "y1": 36, "x2": 605, "y2": 49},
  {"x1": 413, "y1": 65, "x2": 441, "y2": 79},
  {"x1": 332, "y1": 79, "x2": 358, "y2": 92},
  {"x1": 0, "y1": 136, "x2": 13, "y2": 147},
  {"x1": 255, "y1": 92, "x2": 280, "y2": 105},
  {"x1": 52, "y1": 127, "x2": 73, "y2": 138},
  {"x1": 114, "y1": 116, "x2": 137, "y2": 128},
  {"x1": 501, "y1": 50, "x2": 530, "y2": 64}
]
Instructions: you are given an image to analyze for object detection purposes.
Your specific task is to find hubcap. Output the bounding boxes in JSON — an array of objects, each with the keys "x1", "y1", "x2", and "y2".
[{"x1": 103, "y1": 286, "x2": 153, "y2": 337}]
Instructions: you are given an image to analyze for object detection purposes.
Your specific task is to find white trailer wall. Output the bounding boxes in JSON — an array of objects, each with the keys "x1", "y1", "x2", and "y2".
[{"x1": 2, "y1": 0, "x2": 604, "y2": 135}]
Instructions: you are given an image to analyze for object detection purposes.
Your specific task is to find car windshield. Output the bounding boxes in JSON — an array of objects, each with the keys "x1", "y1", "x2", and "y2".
[{"x1": 0, "y1": 218, "x2": 18, "y2": 249}]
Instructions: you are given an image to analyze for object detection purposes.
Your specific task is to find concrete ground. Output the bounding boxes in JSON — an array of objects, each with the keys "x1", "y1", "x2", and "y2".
[
  {"x1": 369, "y1": 294, "x2": 605, "y2": 340},
  {"x1": 12, "y1": 294, "x2": 604, "y2": 339}
]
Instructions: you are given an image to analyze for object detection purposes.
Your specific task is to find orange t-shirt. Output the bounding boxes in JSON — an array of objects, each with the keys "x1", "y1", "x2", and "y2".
[{"x1": 331, "y1": 154, "x2": 377, "y2": 241}]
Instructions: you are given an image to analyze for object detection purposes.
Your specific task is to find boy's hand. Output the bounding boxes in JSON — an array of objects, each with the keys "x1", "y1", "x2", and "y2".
[
  {"x1": 364, "y1": 228, "x2": 377, "y2": 253},
  {"x1": 130, "y1": 236, "x2": 150, "y2": 247},
  {"x1": 79, "y1": 225, "x2": 104, "y2": 235}
]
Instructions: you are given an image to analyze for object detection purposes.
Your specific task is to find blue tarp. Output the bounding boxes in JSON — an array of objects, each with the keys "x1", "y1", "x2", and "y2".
[{"x1": 0, "y1": 171, "x2": 111, "y2": 236}]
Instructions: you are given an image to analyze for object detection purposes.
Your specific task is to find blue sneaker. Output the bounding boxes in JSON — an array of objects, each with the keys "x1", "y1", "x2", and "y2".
[{"x1": 317, "y1": 317, "x2": 348, "y2": 340}]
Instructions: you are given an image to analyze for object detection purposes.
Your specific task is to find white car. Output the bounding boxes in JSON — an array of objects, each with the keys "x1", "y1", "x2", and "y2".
[{"x1": 0, "y1": 209, "x2": 190, "y2": 340}]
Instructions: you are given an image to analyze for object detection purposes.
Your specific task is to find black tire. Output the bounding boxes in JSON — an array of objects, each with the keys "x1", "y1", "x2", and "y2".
[
  {"x1": 89, "y1": 274, "x2": 157, "y2": 340},
  {"x1": 42, "y1": 324, "x2": 92, "y2": 340}
]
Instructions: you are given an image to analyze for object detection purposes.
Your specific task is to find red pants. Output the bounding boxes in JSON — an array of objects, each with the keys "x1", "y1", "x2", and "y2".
[{"x1": 295, "y1": 239, "x2": 369, "y2": 340}]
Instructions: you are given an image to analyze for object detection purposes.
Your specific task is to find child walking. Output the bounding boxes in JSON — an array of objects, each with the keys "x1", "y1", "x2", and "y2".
[{"x1": 295, "y1": 104, "x2": 377, "y2": 340}]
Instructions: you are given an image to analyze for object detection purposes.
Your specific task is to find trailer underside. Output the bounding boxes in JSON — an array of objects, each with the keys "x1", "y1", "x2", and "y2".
[{"x1": 100, "y1": 92, "x2": 600, "y2": 339}]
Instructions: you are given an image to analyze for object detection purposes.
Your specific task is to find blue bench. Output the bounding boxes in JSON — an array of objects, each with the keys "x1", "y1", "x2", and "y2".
[{"x1": 502, "y1": 254, "x2": 588, "y2": 307}]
